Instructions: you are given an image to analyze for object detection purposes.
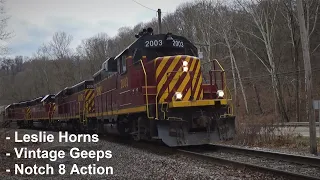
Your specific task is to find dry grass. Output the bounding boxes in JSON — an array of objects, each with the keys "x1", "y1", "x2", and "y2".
[
  {"x1": 233, "y1": 114, "x2": 297, "y2": 146},
  {"x1": 228, "y1": 114, "x2": 320, "y2": 152},
  {"x1": 289, "y1": 135, "x2": 320, "y2": 150}
]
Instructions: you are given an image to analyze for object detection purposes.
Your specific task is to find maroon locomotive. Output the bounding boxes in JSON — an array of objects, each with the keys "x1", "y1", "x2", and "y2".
[{"x1": 3, "y1": 27, "x2": 235, "y2": 147}]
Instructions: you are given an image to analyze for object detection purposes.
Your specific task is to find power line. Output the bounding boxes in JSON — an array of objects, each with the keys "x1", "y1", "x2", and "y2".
[
  {"x1": 224, "y1": 68, "x2": 320, "y2": 82},
  {"x1": 131, "y1": 0, "x2": 168, "y2": 14},
  {"x1": 202, "y1": 67, "x2": 320, "y2": 82},
  {"x1": 131, "y1": 0, "x2": 157, "y2": 12}
]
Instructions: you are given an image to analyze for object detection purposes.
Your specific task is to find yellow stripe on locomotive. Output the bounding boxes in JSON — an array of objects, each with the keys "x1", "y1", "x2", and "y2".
[{"x1": 155, "y1": 55, "x2": 203, "y2": 103}]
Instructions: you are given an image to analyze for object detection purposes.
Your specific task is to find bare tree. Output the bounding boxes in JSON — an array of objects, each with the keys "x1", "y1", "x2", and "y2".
[
  {"x1": 237, "y1": 0, "x2": 289, "y2": 122},
  {"x1": 282, "y1": 0, "x2": 319, "y2": 122},
  {"x1": 214, "y1": 3, "x2": 249, "y2": 114},
  {"x1": 191, "y1": 1, "x2": 216, "y2": 62},
  {"x1": 49, "y1": 31, "x2": 73, "y2": 59},
  {"x1": 32, "y1": 44, "x2": 54, "y2": 93},
  {"x1": 297, "y1": 0, "x2": 317, "y2": 155},
  {"x1": 79, "y1": 33, "x2": 110, "y2": 75},
  {"x1": 282, "y1": 0, "x2": 302, "y2": 122}
]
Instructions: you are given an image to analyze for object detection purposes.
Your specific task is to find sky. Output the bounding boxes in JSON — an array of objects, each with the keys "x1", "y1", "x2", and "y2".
[{"x1": 3, "y1": 0, "x2": 194, "y2": 57}]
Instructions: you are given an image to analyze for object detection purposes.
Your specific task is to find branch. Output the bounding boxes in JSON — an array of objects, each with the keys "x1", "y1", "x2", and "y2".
[
  {"x1": 235, "y1": 30, "x2": 271, "y2": 73},
  {"x1": 308, "y1": 1, "x2": 319, "y2": 38},
  {"x1": 311, "y1": 43, "x2": 320, "y2": 54},
  {"x1": 237, "y1": 29, "x2": 265, "y2": 42}
]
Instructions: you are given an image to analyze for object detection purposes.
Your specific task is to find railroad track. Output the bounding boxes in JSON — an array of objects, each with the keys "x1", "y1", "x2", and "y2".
[{"x1": 178, "y1": 144, "x2": 320, "y2": 180}]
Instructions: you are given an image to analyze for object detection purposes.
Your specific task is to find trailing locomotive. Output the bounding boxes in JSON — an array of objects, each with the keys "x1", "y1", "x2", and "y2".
[{"x1": 3, "y1": 27, "x2": 235, "y2": 147}]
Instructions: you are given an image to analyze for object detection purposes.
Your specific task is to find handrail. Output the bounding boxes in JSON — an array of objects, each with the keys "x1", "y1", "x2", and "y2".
[
  {"x1": 210, "y1": 59, "x2": 234, "y2": 115},
  {"x1": 223, "y1": 71, "x2": 227, "y2": 99},
  {"x1": 78, "y1": 102, "x2": 81, "y2": 123},
  {"x1": 140, "y1": 60, "x2": 153, "y2": 119},
  {"x1": 209, "y1": 59, "x2": 227, "y2": 95},
  {"x1": 84, "y1": 101, "x2": 87, "y2": 124},
  {"x1": 210, "y1": 59, "x2": 225, "y2": 71},
  {"x1": 160, "y1": 102, "x2": 167, "y2": 120},
  {"x1": 48, "y1": 103, "x2": 52, "y2": 123},
  {"x1": 155, "y1": 84, "x2": 161, "y2": 119}
]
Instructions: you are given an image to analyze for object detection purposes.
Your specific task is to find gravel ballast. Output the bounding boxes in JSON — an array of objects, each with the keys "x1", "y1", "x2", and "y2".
[
  {"x1": 203, "y1": 151, "x2": 320, "y2": 178},
  {"x1": 0, "y1": 129, "x2": 289, "y2": 180}
]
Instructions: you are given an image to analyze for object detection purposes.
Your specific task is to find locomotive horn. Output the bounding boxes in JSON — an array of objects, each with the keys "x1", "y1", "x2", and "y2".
[
  {"x1": 166, "y1": 33, "x2": 173, "y2": 40},
  {"x1": 142, "y1": 28, "x2": 147, "y2": 35},
  {"x1": 147, "y1": 27, "x2": 153, "y2": 35}
]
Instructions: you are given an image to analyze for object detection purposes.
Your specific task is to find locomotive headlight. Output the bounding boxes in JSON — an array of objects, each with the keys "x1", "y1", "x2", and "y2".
[
  {"x1": 182, "y1": 61, "x2": 188, "y2": 66},
  {"x1": 183, "y1": 66, "x2": 188, "y2": 72},
  {"x1": 175, "y1": 92, "x2": 183, "y2": 100},
  {"x1": 217, "y1": 90, "x2": 224, "y2": 98}
]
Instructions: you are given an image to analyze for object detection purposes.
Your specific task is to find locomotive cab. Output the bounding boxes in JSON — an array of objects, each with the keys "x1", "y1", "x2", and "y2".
[{"x1": 91, "y1": 27, "x2": 235, "y2": 146}]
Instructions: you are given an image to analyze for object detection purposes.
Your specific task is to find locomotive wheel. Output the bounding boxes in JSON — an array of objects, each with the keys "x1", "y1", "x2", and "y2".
[
  {"x1": 55, "y1": 120, "x2": 62, "y2": 131},
  {"x1": 94, "y1": 119, "x2": 103, "y2": 135},
  {"x1": 131, "y1": 117, "x2": 140, "y2": 141},
  {"x1": 117, "y1": 116, "x2": 131, "y2": 136}
]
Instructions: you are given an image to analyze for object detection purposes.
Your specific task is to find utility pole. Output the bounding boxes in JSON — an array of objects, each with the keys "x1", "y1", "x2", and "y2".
[
  {"x1": 297, "y1": 0, "x2": 318, "y2": 155},
  {"x1": 157, "y1": 9, "x2": 162, "y2": 34}
]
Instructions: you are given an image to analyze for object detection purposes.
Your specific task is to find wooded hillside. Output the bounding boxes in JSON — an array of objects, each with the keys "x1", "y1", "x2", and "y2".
[{"x1": 1, "y1": 0, "x2": 320, "y2": 123}]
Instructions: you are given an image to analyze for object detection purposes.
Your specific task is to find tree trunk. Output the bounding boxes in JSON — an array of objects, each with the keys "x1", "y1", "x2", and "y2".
[
  {"x1": 223, "y1": 32, "x2": 249, "y2": 114},
  {"x1": 297, "y1": 0, "x2": 317, "y2": 155},
  {"x1": 230, "y1": 53, "x2": 237, "y2": 108},
  {"x1": 253, "y1": 84, "x2": 263, "y2": 114},
  {"x1": 287, "y1": 10, "x2": 301, "y2": 122},
  {"x1": 294, "y1": 45, "x2": 301, "y2": 122},
  {"x1": 243, "y1": 47, "x2": 262, "y2": 114},
  {"x1": 270, "y1": 69, "x2": 289, "y2": 123}
]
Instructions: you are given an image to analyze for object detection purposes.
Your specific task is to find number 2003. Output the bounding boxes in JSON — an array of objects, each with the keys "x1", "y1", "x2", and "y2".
[
  {"x1": 173, "y1": 40, "x2": 184, "y2": 47},
  {"x1": 145, "y1": 40, "x2": 163, "y2": 47}
]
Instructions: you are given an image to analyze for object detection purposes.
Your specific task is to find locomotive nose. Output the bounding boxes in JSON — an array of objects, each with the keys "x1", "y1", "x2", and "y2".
[{"x1": 155, "y1": 55, "x2": 203, "y2": 103}]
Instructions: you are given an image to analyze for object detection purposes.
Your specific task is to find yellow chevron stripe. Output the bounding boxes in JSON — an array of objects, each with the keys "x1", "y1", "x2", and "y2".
[
  {"x1": 194, "y1": 78, "x2": 202, "y2": 99},
  {"x1": 192, "y1": 61, "x2": 201, "y2": 100},
  {"x1": 192, "y1": 61, "x2": 201, "y2": 88},
  {"x1": 25, "y1": 107, "x2": 31, "y2": 119},
  {"x1": 88, "y1": 95, "x2": 94, "y2": 112},
  {"x1": 85, "y1": 90, "x2": 89, "y2": 112},
  {"x1": 157, "y1": 56, "x2": 181, "y2": 94},
  {"x1": 179, "y1": 58, "x2": 197, "y2": 101},
  {"x1": 183, "y1": 88, "x2": 191, "y2": 101},
  {"x1": 85, "y1": 89, "x2": 95, "y2": 113},
  {"x1": 155, "y1": 56, "x2": 169, "y2": 78},
  {"x1": 156, "y1": 56, "x2": 204, "y2": 103},
  {"x1": 159, "y1": 56, "x2": 191, "y2": 102}
]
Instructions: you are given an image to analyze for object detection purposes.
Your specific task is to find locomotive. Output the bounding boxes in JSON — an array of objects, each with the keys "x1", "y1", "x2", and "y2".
[{"x1": 3, "y1": 27, "x2": 235, "y2": 147}]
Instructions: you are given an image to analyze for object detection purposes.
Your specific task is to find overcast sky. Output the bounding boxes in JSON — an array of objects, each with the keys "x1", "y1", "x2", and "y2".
[{"x1": 4, "y1": 0, "x2": 194, "y2": 57}]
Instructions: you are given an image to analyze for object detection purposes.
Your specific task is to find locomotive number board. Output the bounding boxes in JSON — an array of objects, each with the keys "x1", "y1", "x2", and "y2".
[{"x1": 144, "y1": 39, "x2": 184, "y2": 48}]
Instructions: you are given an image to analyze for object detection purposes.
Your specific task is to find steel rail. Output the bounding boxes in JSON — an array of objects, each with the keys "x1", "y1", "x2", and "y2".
[
  {"x1": 210, "y1": 144, "x2": 320, "y2": 168},
  {"x1": 178, "y1": 145, "x2": 320, "y2": 180}
]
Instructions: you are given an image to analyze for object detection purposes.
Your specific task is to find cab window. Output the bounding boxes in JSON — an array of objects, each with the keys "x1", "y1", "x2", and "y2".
[
  {"x1": 116, "y1": 50, "x2": 129, "y2": 74},
  {"x1": 133, "y1": 48, "x2": 142, "y2": 64},
  {"x1": 121, "y1": 55, "x2": 126, "y2": 73},
  {"x1": 118, "y1": 55, "x2": 127, "y2": 74}
]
